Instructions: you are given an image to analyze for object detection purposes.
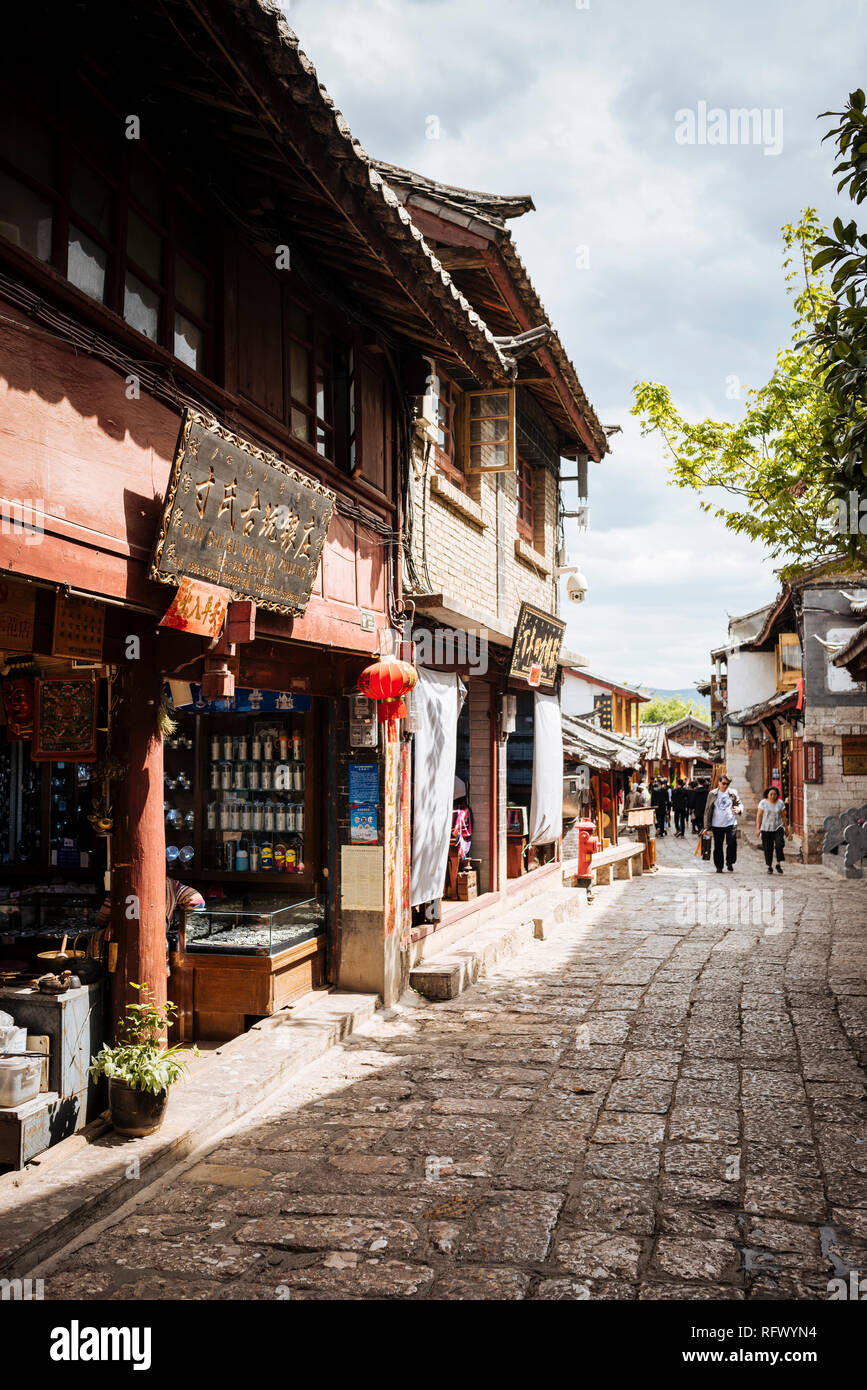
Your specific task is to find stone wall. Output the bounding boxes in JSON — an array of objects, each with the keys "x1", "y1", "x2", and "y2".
[{"x1": 802, "y1": 703, "x2": 867, "y2": 862}]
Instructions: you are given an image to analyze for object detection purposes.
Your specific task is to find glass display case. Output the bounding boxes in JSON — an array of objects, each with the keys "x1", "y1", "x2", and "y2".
[{"x1": 183, "y1": 894, "x2": 324, "y2": 957}]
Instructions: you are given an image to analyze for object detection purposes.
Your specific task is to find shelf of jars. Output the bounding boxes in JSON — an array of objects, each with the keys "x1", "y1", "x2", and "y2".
[{"x1": 203, "y1": 727, "x2": 309, "y2": 879}]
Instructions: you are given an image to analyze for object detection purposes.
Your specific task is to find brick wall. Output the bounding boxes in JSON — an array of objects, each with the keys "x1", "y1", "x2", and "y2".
[
  {"x1": 802, "y1": 704, "x2": 867, "y2": 862},
  {"x1": 407, "y1": 436, "x2": 559, "y2": 628}
]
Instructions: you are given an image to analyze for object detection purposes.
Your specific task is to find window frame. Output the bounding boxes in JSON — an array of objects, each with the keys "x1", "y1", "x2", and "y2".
[
  {"x1": 775, "y1": 633, "x2": 802, "y2": 689},
  {"x1": 516, "y1": 453, "x2": 536, "y2": 542},
  {"x1": 0, "y1": 88, "x2": 215, "y2": 376},
  {"x1": 431, "y1": 368, "x2": 465, "y2": 489},
  {"x1": 464, "y1": 387, "x2": 516, "y2": 474}
]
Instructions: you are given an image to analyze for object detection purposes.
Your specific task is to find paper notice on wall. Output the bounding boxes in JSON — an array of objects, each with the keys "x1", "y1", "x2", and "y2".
[{"x1": 341, "y1": 845, "x2": 385, "y2": 910}]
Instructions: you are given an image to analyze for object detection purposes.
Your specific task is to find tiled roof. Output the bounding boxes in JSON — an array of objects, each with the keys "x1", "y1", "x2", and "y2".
[
  {"x1": 219, "y1": 1, "x2": 516, "y2": 382},
  {"x1": 371, "y1": 160, "x2": 608, "y2": 457}
]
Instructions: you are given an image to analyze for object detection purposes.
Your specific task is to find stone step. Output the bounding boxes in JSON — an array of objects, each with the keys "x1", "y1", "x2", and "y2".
[{"x1": 408, "y1": 887, "x2": 586, "y2": 1001}]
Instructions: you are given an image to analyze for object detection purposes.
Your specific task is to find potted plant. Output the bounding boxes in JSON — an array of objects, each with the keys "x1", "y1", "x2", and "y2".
[{"x1": 90, "y1": 984, "x2": 197, "y2": 1137}]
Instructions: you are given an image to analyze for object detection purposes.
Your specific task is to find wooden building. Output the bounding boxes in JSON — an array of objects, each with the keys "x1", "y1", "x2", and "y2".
[{"x1": 0, "y1": 0, "x2": 533, "y2": 1034}]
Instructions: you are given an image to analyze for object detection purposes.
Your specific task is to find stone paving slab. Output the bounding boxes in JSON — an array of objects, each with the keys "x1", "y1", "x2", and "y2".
[{"x1": 22, "y1": 835, "x2": 867, "y2": 1300}]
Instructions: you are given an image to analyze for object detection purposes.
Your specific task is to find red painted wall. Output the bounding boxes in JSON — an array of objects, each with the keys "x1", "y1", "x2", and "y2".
[{"x1": 0, "y1": 307, "x2": 388, "y2": 652}]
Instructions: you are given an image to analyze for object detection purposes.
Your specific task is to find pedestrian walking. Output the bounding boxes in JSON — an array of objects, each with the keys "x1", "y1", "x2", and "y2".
[
  {"x1": 693, "y1": 778, "x2": 710, "y2": 834},
  {"x1": 703, "y1": 775, "x2": 743, "y2": 871},
  {"x1": 756, "y1": 786, "x2": 788, "y2": 874},
  {"x1": 650, "y1": 779, "x2": 668, "y2": 836},
  {"x1": 671, "y1": 779, "x2": 689, "y2": 837}
]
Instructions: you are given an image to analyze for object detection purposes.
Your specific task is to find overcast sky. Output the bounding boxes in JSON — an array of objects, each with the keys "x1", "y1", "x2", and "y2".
[{"x1": 287, "y1": 0, "x2": 865, "y2": 688}]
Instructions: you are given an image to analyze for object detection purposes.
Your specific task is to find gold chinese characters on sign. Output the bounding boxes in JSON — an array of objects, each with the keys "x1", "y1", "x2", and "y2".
[
  {"x1": 509, "y1": 602, "x2": 566, "y2": 689},
  {"x1": 52, "y1": 594, "x2": 105, "y2": 661},
  {"x1": 151, "y1": 410, "x2": 336, "y2": 616}
]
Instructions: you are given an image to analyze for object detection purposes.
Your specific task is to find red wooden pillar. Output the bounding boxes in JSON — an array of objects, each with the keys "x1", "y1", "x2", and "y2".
[{"x1": 109, "y1": 631, "x2": 167, "y2": 1038}]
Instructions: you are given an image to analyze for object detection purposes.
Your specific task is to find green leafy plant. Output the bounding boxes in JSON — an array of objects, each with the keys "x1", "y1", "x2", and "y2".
[
  {"x1": 90, "y1": 984, "x2": 197, "y2": 1095},
  {"x1": 632, "y1": 210, "x2": 848, "y2": 576},
  {"x1": 640, "y1": 696, "x2": 709, "y2": 725},
  {"x1": 806, "y1": 90, "x2": 867, "y2": 517}
]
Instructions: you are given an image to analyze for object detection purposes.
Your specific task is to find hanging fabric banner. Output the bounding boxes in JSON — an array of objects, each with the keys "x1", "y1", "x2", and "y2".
[
  {"x1": 410, "y1": 669, "x2": 463, "y2": 907},
  {"x1": 530, "y1": 689, "x2": 563, "y2": 845}
]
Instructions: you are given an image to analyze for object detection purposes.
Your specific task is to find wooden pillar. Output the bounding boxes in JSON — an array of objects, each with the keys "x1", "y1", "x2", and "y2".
[{"x1": 109, "y1": 632, "x2": 167, "y2": 1038}]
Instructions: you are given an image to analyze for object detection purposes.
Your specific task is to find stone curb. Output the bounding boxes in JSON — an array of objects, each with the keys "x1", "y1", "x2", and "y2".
[
  {"x1": 409, "y1": 886, "x2": 588, "y2": 1001},
  {"x1": 0, "y1": 988, "x2": 378, "y2": 1277}
]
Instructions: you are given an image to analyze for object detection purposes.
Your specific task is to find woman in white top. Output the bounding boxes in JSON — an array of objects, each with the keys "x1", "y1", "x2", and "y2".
[{"x1": 755, "y1": 786, "x2": 788, "y2": 874}]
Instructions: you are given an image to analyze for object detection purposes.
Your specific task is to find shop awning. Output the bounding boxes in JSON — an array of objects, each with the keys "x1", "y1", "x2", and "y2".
[{"x1": 562, "y1": 714, "x2": 645, "y2": 771}]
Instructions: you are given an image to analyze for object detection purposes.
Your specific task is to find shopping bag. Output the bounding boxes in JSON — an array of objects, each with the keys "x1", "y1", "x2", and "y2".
[{"x1": 701, "y1": 831, "x2": 712, "y2": 861}]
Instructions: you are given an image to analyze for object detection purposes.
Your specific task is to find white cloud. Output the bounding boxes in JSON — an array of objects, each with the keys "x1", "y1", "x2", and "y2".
[{"x1": 286, "y1": 0, "x2": 863, "y2": 682}]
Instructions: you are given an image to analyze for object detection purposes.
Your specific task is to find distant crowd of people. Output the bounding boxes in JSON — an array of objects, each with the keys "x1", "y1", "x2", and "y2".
[
  {"x1": 624, "y1": 774, "x2": 789, "y2": 875},
  {"x1": 626, "y1": 775, "x2": 712, "y2": 838}
]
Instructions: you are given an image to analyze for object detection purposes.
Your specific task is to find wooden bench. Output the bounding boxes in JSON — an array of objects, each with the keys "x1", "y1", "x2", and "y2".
[{"x1": 589, "y1": 843, "x2": 645, "y2": 886}]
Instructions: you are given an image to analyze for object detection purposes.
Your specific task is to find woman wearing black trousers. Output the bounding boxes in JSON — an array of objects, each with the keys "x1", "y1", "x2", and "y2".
[{"x1": 756, "y1": 786, "x2": 787, "y2": 873}]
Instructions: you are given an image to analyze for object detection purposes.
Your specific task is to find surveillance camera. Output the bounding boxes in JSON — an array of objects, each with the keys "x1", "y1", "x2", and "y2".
[{"x1": 567, "y1": 570, "x2": 589, "y2": 603}]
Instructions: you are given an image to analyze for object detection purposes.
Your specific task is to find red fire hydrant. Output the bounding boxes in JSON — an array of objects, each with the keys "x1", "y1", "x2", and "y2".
[{"x1": 577, "y1": 819, "x2": 599, "y2": 877}]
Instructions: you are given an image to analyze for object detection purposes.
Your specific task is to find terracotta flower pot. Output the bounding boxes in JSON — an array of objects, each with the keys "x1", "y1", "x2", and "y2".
[{"x1": 108, "y1": 1078, "x2": 169, "y2": 1137}]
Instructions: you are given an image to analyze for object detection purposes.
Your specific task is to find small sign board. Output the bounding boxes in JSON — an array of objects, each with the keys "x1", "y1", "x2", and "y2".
[
  {"x1": 0, "y1": 577, "x2": 36, "y2": 653},
  {"x1": 51, "y1": 594, "x2": 105, "y2": 662},
  {"x1": 152, "y1": 410, "x2": 336, "y2": 616},
  {"x1": 159, "y1": 576, "x2": 230, "y2": 639},
  {"x1": 804, "y1": 741, "x2": 823, "y2": 784},
  {"x1": 509, "y1": 602, "x2": 565, "y2": 688},
  {"x1": 594, "y1": 693, "x2": 613, "y2": 731},
  {"x1": 842, "y1": 735, "x2": 867, "y2": 775}
]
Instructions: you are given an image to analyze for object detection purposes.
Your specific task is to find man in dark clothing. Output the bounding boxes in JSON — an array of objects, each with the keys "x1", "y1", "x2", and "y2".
[
  {"x1": 693, "y1": 779, "x2": 710, "y2": 833},
  {"x1": 671, "y1": 779, "x2": 689, "y2": 837},
  {"x1": 650, "y1": 780, "x2": 669, "y2": 836},
  {"x1": 687, "y1": 780, "x2": 698, "y2": 831}
]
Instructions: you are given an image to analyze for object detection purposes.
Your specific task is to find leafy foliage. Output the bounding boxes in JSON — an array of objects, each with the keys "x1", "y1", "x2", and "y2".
[
  {"x1": 632, "y1": 210, "x2": 851, "y2": 576},
  {"x1": 90, "y1": 983, "x2": 197, "y2": 1096},
  {"x1": 640, "y1": 695, "x2": 709, "y2": 725},
  {"x1": 807, "y1": 90, "x2": 867, "y2": 515}
]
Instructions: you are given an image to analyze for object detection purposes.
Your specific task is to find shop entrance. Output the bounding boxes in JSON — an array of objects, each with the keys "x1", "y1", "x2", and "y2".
[{"x1": 165, "y1": 693, "x2": 327, "y2": 1042}]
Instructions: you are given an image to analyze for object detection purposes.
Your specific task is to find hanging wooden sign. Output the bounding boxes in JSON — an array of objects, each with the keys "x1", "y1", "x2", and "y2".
[
  {"x1": 32, "y1": 677, "x2": 98, "y2": 761},
  {"x1": 52, "y1": 594, "x2": 105, "y2": 661},
  {"x1": 804, "y1": 741, "x2": 823, "y2": 784},
  {"x1": 509, "y1": 602, "x2": 565, "y2": 689},
  {"x1": 159, "y1": 576, "x2": 230, "y2": 638},
  {"x1": 151, "y1": 410, "x2": 336, "y2": 616},
  {"x1": 0, "y1": 577, "x2": 36, "y2": 653}
]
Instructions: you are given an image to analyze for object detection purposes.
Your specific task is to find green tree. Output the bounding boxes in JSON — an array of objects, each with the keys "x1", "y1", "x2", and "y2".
[
  {"x1": 640, "y1": 696, "x2": 709, "y2": 725},
  {"x1": 632, "y1": 210, "x2": 850, "y2": 577},
  {"x1": 807, "y1": 89, "x2": 867, "y2": 523}
]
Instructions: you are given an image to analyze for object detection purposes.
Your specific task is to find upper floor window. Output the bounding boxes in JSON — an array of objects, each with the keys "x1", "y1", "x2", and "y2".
[
  {"x1": 431, "y1": 369, "x2": 463, "y2": 487},
  {"x1": 0, "y1": 97, "x2": 212, "y2": 374},
  {"x1": 776, "y1": 633, "x2": 801, "y2": 688},
  {"x1": 516, "y1": 455, "x2": 535, "y2": 542}
]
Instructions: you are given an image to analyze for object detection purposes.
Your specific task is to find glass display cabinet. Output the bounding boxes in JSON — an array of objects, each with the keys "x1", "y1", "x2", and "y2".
[
  {"x1": 183, "y1": 895, "x2": 324, "y2": 956},
  {"x1": 171, "y1": 893, "x2": 326, "y2": 1042}
]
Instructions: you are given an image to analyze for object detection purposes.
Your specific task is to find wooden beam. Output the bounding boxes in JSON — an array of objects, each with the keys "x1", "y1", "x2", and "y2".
[{"x1": 183, "y1": 0, "x2": 502, "y2": 386}]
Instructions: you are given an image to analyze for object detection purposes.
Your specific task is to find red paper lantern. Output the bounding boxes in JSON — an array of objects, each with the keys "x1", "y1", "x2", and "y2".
[{"x1": 358, "y1": 656, "x2": 418, "y2": 723}]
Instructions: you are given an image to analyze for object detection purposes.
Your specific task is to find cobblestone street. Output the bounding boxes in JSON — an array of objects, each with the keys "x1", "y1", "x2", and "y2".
[{"x1": 43, "y1": 835, "x2": 866, "y2": 1302}]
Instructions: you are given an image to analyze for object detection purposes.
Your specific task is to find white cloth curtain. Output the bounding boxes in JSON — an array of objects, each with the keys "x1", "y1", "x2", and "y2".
[
  {"x1": 530, "y1": 690, "x2": 563, "y2": 845},
  {"x1": 411, "y1": 669, "x2": 464, "y2": 906}
]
